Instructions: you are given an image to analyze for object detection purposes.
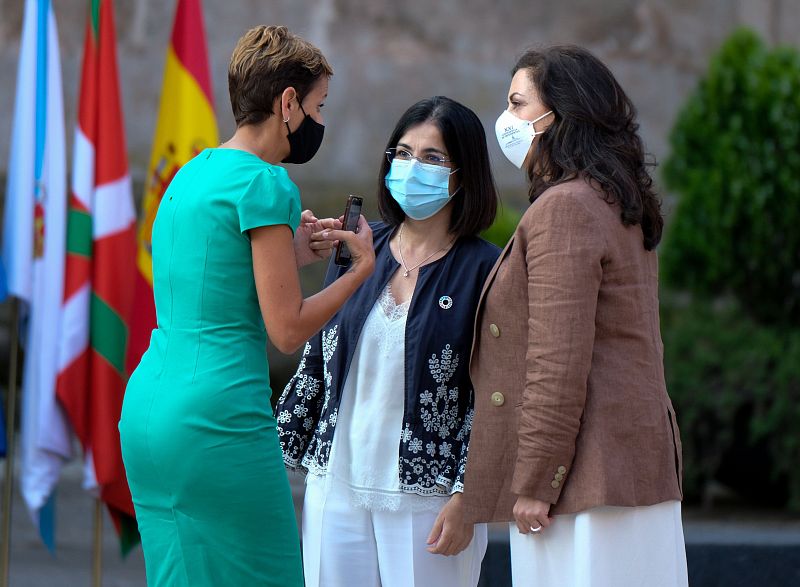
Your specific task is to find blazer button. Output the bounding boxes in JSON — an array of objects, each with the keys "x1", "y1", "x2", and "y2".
[
  {"x1": 489, "y1": 323, "x2": 501, "y2": 338},
  {"x1": 554, "y1": 473, "x2": 564, "y2": 482},
  {"x1": 551, "y1": 480, "x2": 560, "y2": 489},
  {"x1": 490, "y1": 392, "x2": 505, "y2": 407},
  {"x1": 557, "y1": 466, "x2": 567, "y2": 474}
]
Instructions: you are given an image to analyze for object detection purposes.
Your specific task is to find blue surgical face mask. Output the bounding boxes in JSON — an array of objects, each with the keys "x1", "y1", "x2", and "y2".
[{"x1": 384, "y1": 158, "x2": 460, "y2": 221}]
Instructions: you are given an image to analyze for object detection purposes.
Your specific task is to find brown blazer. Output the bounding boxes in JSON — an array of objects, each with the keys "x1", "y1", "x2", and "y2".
[{"x1": 463, "y1": 178, "x2": 683, "y2": 523}]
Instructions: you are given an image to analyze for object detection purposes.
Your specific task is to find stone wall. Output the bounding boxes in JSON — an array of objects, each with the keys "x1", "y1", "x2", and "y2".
[
  {"x1": 0, "y1": 0, "x2": 798, "y2": 209},
  {"x1": 0, "y1": 0, "x2": 797, "y2": 391}
]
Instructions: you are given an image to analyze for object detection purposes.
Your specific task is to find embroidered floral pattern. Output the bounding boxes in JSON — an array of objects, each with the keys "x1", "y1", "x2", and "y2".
[
  {"x1": 401, "y1": 424, "x2": 413, "y2": 443},
  {"x1": 277, "y1": 341, "x2": 325, "y2": 468},
  {"x1": 280, "y1": 334, "x2": 474, "y2": 494},
  {"x1": 419, "y1": 345, "x2": 461, "y2": 439},
  {"x1": 426, "y1": 441, "x2": 437, "y2": 457},
  {"x1": 274, "y1": 226, "x2": 499, "y2": 498},
  {"x1": 439, "y1": 442, "x2": 452, "y2": 459},
  {"x1": 456, "y1": 407, "x2": 474, "y2": 442}
]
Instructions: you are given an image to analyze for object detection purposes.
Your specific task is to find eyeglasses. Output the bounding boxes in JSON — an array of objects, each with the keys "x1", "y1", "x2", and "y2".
[{"x1": 386, "y1": 147, "x2": 454, "y2": 168}]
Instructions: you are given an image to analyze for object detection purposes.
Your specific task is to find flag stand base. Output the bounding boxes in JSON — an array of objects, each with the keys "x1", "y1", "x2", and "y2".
[{"x1": 92, "y1": 498, "x2": 103, "y2": 587}]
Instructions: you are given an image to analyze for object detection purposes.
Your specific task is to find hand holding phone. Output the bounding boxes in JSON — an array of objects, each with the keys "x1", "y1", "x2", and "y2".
[{"x1": 334, "y1": 195, "x2": 364, "y2": 266}]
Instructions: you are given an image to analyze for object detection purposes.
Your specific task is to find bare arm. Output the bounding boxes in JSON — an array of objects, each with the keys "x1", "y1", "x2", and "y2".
[{"x1": 251, "y1": 215, "x2": 375, "y2": 354}]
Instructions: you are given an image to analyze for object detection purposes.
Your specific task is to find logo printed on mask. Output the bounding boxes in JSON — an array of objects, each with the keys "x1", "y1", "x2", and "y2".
[
  {"x1": 495, "y1": 109, "x2": 553, "y2": 169},
  {"x1": 385, "y1": 159, "x2": 460, "y2": 221}
]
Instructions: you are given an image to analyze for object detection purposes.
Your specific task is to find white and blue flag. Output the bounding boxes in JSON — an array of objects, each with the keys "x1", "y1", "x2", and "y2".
[{"x1": 2, "y1": 0, "x2": 72, "y2": 552}]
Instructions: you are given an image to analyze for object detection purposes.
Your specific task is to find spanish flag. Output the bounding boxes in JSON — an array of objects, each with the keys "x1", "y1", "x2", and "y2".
[{"x1": 126, "y1": 0, "x2": 218, "y2": 373}]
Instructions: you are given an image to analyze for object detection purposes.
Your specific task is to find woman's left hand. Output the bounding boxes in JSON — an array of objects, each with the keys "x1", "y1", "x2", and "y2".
[
  {"x1": 293, "y1": 210, "x2": 342, "y2": 267},
  {"x1": 513, "y1": 496, "x2": 553, "y2": 535},
  {"x1": 426, "y1": 493, "x2": 475, "y2": 556}
]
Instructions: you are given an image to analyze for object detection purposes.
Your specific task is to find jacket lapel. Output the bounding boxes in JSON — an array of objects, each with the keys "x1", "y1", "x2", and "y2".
[{"x1": 469, "y1": 235, "x2": 516, "y2": 365}]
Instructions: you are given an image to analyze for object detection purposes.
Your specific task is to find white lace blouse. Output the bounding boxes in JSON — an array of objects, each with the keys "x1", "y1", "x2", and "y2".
[{"x1": 319, "y1": 284, "x2": 450, "y2": 512}]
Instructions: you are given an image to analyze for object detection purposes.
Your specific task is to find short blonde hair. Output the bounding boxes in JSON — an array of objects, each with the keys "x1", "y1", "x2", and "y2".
[{"x1": 228, "y1": 25, "x2": 333, "y2": 126}]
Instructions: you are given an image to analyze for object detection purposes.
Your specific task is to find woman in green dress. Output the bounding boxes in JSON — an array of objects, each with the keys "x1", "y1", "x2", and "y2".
[{"x1": 118, "y1": 25, "x2": 375, "y2": 586}]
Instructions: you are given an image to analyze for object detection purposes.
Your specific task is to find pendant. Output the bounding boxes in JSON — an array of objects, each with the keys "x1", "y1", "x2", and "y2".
[{"x1": 403, "y1": 270, "x2": 410, "y2": 277}]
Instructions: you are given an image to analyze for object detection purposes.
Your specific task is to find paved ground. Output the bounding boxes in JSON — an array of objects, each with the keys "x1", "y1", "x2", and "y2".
[
  {"x1": 4, "y1": 461, "x2": 146, "y2": 587},
  {"x1": 2, "y1": 463, "x2": 799, "y2": 586}
]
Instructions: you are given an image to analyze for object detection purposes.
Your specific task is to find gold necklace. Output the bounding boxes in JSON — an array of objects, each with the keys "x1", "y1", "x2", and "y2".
[{"x1": 397, "y1": 223, "x2": 453, "y2": 278}]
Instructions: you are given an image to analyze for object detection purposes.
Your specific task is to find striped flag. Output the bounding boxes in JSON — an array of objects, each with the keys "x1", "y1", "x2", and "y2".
[
  {"x1": 56, "y1": 0, "x2": 139, "y2": 554},
  {"x1": 1, "y1": 0, "x2": 70, "y2": 551},
  {"x1": 126, "y1": 0, "x2": 218, "y2": 373}
]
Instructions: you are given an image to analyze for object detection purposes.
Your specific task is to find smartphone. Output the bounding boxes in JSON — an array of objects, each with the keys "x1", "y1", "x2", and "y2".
[{"x1": 334, "y1": 195, "x2": 364, "y2": 266}]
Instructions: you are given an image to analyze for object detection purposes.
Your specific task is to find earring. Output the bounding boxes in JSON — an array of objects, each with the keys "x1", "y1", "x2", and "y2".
[{"x1": 283, "y1": 115, "x2": 290, "y2": 123}]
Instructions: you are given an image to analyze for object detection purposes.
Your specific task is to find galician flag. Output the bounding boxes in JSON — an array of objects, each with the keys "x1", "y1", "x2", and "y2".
[
  {"x1": 126, "y1": 0, "x2": 218, "y2": 373},
  {"x1": 56, "y1": 0, "x2": 139, "y2": 554},
  {"x1": 1, "y1": 0, "x2": 70, "y2": 551}
]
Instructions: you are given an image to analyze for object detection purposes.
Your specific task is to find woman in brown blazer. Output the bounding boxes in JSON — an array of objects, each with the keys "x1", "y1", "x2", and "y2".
[{"x1": 463, "y1": 46, "x2": 688, "y2": 586}]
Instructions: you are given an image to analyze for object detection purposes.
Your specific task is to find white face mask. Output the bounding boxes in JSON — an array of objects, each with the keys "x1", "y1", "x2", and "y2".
[{"x1": 495, "y1": 109, "x2": 553, "y2": 169}]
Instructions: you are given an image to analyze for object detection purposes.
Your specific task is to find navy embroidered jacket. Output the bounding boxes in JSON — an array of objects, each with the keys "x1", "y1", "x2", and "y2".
[{"x1": 276, "y1": 222, "x2": 500, "y2": 495}]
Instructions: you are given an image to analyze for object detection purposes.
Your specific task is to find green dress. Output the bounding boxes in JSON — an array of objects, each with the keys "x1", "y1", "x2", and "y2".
[{"x1": 119, "y1": 148, "x2": 303, "y2": 586}]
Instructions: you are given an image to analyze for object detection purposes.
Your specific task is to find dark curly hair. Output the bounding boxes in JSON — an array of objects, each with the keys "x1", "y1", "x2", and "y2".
[{"x1": 514, "y1": 46, "x2": 663, "y2": 250}]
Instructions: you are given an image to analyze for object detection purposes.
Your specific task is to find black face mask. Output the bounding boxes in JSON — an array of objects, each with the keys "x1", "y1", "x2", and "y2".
[{"x1": 282, "y1": 104, "x2": 325, "y2": 164}]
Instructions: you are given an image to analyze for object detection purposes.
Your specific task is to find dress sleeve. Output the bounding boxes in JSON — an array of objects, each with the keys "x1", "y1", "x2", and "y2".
[
  {"x1": 510, "y1": 188, "x2": 605, "y2": 503},
  {"x1": 236, "y1": 167, "x2": 302, "y2": 235}
]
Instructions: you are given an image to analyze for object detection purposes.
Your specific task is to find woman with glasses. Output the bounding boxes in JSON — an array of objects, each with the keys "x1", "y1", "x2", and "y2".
[{"x1": 276, "y1": 96, "x2": 500, "y2": 587}]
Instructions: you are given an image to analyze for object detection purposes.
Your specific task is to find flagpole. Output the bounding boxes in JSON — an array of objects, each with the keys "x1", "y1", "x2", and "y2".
[
  {"x1": 92, "y1": 498, "x2": 103, "y2": 587},
  {"x1": 1, "y1": 299, "x2": 20, "y2": 587}
]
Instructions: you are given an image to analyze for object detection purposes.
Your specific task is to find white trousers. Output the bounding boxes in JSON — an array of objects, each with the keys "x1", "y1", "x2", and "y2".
[
  {"x1": 509, "y1": 500, "x2": 688, "y2": 587},
  {"x1": 302, "y1": 474, "x2": 488, "y2": 587}
]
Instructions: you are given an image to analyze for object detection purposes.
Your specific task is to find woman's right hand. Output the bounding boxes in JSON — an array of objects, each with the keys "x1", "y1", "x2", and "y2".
[
  {"x1": 322, "y1": 215, "x2": 375, "y2": 277},
  {"x1": 253, "y1": 216, "x2": 374, "y2": 355},
  {"x1": 513, "y1": 496, "x2": 553, "y2": 535}
]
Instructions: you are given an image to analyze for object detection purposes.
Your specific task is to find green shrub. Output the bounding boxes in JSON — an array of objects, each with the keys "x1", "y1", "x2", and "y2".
[
  {"x1": 661, "y1": 296, "x2": 800, "y2": 509},
  {"x1": 481, "y1": 203, "x2": 522, "y2": 248},
  {"x1": 662, "y1": 28, "x2": 800, "y2": 326}
]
